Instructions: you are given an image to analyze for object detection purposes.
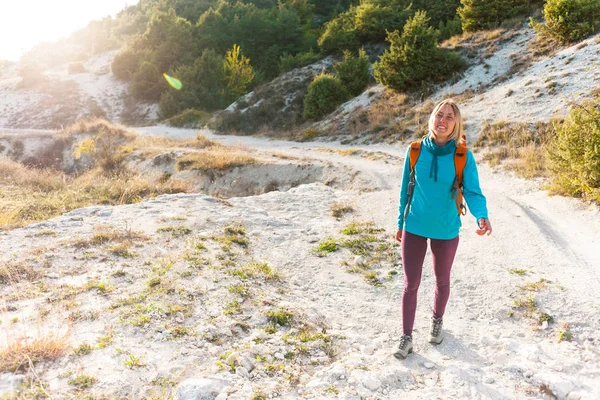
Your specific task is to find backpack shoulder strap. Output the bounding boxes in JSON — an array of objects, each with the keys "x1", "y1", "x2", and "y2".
[
  {"x1": 454, "y1": 143, "x2": 468, "y2": 215},
  {"x1": 409, "y1": 141, "x2": 422, "y2": 171},
  {"x1": 454, "y1": 143, "x2": 468, "y2": 183}
]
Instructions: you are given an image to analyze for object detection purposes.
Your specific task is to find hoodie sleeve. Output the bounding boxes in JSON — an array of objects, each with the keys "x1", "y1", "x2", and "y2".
[
  {"x1": 463, "y1": 150, "x2": 489, "y2": 221},
  {"x1": 397, "y1": 146, "x2": 412, "y2": 230}
]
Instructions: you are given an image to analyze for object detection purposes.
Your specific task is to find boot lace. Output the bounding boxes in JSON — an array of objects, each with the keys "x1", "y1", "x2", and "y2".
[
  {"x1": 399, "y1": 334, "x2": 412, "y2": 350},
  {"x1": 431, "y1": 318, "x2": 443, "y2": 337}
]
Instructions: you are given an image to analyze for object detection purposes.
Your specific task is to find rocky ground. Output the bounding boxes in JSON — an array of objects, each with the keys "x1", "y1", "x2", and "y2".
[{"x1": 1, "y1": 128, "x2": 599, "y2": 399}]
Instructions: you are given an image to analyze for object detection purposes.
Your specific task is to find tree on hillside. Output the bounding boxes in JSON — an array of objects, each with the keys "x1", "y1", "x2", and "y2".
[
  {"x1": 373, "y1": 11, "x2": 467, "y2": 92},
  {"x1": 547, "y1": 101, "x2": 600, "y2": 201},
  {"x1": 530, "y1": 0, "x2": 600, "y2": 43},
  {"x1": 159, "y1": 49, "x2": 229, "y2": 119},
  {"x1": 142, "y1": 10, "x2": 199, "y2": 73},
  {"x1": 333, "y1": 48, "x2": 370, "y2": 96},
  {"x1": 130, "y1": 61, "x2": 164, "y2": 102},
  {"x1": 223, "y1": 44, "x2": 255, "y2": 102},
  {"x1": 303, "y1": 72, "x2": 349, "y2": 120},
  {"x1": 458, "y1": 0, "x2": 529, "y2": 32}
]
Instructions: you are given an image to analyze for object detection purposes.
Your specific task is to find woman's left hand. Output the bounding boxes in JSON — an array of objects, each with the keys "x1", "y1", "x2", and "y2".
[{"x1": 476, "y1": 218, "x2": 493, "y2": 236}]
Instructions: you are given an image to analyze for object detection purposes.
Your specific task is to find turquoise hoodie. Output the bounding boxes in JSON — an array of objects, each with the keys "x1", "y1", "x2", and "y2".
[{"x1": 397, "y1": 136, "x2": 488, "y2": 240}]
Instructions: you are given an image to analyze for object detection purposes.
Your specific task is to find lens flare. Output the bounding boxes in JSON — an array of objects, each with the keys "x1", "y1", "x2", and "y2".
[{"x1": 163, "y1": 73, "x2": 182, "y2": 90}]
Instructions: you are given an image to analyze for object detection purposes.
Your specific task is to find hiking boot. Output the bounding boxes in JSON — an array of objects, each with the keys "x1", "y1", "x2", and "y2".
[
  {"x1": 393, "y1": 334, "x2": 413, "y2": 359},
  {"x1": 429, "y1": 317, "x2": 444, "y2": 344}
]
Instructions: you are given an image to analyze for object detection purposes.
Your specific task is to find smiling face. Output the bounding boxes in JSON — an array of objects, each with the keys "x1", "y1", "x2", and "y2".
[{"x1": 432, "y1": 104, "x2": 456, "y2": 142}]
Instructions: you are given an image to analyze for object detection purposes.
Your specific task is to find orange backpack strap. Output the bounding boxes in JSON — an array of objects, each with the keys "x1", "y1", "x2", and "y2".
[
  {"x1": 403, "y1": 141, "x2": 422, "y2": 220},
  {"x1": 409, "y1": 141, "x2": 421, "y2": 171},
  {"x1": 453, "y1": 144, "x2": 468, "y2": 215}
]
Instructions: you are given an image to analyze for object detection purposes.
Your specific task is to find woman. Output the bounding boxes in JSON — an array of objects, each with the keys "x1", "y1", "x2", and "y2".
[{"x1": 393, "y1": 99, "x2": 492, "y2": 359}]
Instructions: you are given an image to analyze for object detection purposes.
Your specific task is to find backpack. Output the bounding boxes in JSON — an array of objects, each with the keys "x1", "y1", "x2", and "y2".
[{"x1": 403, "y1": 140, "x2": 468, "y2": 220}]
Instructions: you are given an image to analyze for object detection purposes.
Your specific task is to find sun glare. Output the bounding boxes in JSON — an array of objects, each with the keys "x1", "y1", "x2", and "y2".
[{"x1": 0, "y1": 0, "x2": 139, "y2": 61}]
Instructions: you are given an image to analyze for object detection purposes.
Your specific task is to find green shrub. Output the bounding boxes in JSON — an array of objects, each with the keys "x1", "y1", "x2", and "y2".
[
  {"x1": 279, "y1": 50, "x2": 321, "y2": 73},
  {"x1": 438, "y1": 16, "x2": 463, "y2": 41},
  {"x1": 158, "y1": 49, "x2": 228, "y2": 119},
  {"x1": 354, "y1": 2, "x2": 410, "y2": 42},
  {"x1": 302, "y1": 72, "x2": 349, "y2": 120},
  {"x1": 223, "y1": 44, "x2": 255, "y2": 103},
  {"x1": 164, "y1": 109, "x2": 210, "y2": 128},
  {"x1": 373, "y1": 11, "x2": 467, "y2": 92},
  {"x1": 111, "y1": 47, "x2": 148, "y2": 81},
  {"x1": 546, "y1": 101, "x2": 600, "y2": 202},
  {"x1": 130, "y1": 61, "x2": 164, "y2": 102},
  {"x1": 318, "y1": 9, "x2": 360, "y2": 54},
  {"x1": 458, "y1": 0, "x2": 530, "y2": 32},
  {"x1": 333, "y1": 48, "x2": 370, "y2": 97},
  {"x1": 530, "y1": 0, "x2": 600, "y2": 43}
]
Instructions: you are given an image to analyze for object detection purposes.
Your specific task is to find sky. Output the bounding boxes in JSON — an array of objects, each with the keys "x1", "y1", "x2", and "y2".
[{"x1": 0, "y1": 0, "x2": 140, "y2": 61}]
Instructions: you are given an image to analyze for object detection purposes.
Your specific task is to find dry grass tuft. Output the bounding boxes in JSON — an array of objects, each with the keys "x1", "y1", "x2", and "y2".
[
  {"x1": 473, "y1": 121, "x2": 554, "y2": 178},
  {"x1": 0, "y1": 160, "x2": 190, "y2": 230},
  {"x1": 176, "y1": 148, "x2": 257, "y2": 171},
  {"x1": 0, "y1": 260, "x2": 43, "y2": 284},
  {"x1": 0, "y1": 331, "x2": 69, "y2": 372},
  {"x1": 62, "y1": 118, "x2": 135, "y2": 140}
]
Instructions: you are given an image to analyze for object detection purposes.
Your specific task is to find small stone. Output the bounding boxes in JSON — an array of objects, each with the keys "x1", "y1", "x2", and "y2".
[
  {"x1": 484, "y1": 377, "x2": 495, "y2": 384},
  {"x1": 354, "y1": 256, "x2": 366, "y2": 266},
  {"x1": 541, "y1": 321, "x2": 549, "y2": 330},
  {"x1": 423, "y1": 362, "x2": 435, "y2": 369}
]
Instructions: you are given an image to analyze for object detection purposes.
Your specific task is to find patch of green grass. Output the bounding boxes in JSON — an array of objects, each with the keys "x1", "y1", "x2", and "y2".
[
  {"x1": 73, "y1": 342, "x2": 93, "y2": 356},
  {"x1": 68, "y1": 374, "x2": 97, "y2": 389},
  {"x1": 224, "y1": 299, "x2": 242, "y2": 315},
  {"x1": 84, "y1": 280, "x2": 114, "y2": 294},
  {"x1": 156, "y1": 225, "x2": 192, "y2": 237},
  {"x1": 123, "y1": 353, "x2": 146, "y2": 368},
  {"x1": 513, "y1": 294, "x2": 537, "y2": 313},
  {"x1": 266, "y1": 309, "x2": 294, "y2": 327},
  {"x1": 228, "y1": 283, "x2": 251, "y2": 297},
  {"x1": 315, "y1": 238, "x2": 338, "y2": 254},
  {"x1": 96, "y1": 331, "x2": 114, "y2": 348},
  {"x1": 557, "y1": 322, "x2": 573, "y2": 342},
  {"x1": 146, "y1": 277, "x2": 162, "y2": 288},
  {"x1": 231, "y1": 262, "x2": 281, "y2": 281},
  {"x1": 508, "y1": 268, "x2": 528, "y2": 276},
  {"x1": 363, "y1": 271, "x2": 382, "y2": 286}
]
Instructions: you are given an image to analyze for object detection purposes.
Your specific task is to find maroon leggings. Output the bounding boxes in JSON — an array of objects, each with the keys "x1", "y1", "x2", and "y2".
[{"x1": 401, "y1": 230, "x2": 459, "y2": 336}]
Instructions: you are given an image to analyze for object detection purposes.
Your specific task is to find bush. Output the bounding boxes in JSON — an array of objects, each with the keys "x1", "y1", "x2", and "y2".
[
  {"x1": 530, "y1": 0, "x2": 600, "y2": 43},
  {"x1": 164, "y1": 109, "x2": 210, "y2": 128},
  {"x1": 111, "y1": 47, "x2": 146, "y2": 81},
  {"x1": 354, "y1": 2, "x2": 410, "y2": 42},
  {"x1": 373, "y1": 11, "x2": 467, "y2": 92},
  {"x1": 302, "y1": 72, "x2": 349, "y2": 120},
  {"x1": 279, "y1": 50, "x2": 321, "y2": 73},
  {"x1": 318, "y1": 9, "x2": 360, "y2": 54},
  {"x1": 158, "y1": 49, "x2": 228, "y2": 119},
  {"x1": 458, "y1": 0, "x2": 530, "y2": 33},
  {"x1": 130, "y1": 61, "x2": 164, "y2": 102},
  {"x1": 546, "y1": 101, "x2": 600, "y2": 202},
  {"x1": 333, "y1": 48, "x2": 370, "y2": 97},
  {"x1": 69, "y1": 119, "x2": 136, "y2": 174}
]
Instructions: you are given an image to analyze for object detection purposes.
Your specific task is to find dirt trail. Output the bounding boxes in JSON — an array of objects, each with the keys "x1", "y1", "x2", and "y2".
[{"x1": 133, "y1": 125, "x2": 600, "y2": 399}]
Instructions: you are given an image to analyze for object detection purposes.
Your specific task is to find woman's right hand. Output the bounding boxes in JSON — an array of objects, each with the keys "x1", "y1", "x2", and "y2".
[{"x1": 395, "y1": 230, "x2": 402, "y2": 243}]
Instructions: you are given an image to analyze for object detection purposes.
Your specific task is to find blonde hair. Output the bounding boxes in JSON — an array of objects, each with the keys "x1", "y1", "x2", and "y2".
[{"x1": 428, "y1": 99, "x2": 466, "y2": 146}]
